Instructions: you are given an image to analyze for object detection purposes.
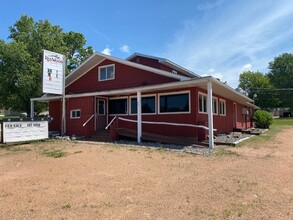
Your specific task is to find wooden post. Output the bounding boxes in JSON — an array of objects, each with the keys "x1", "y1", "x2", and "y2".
[
  {"x1": 207, "y1": 80, "x2": 214, "y2": 148},
  {"x1": 137, "y1": 91, "x2": 142, "y2": 143}
]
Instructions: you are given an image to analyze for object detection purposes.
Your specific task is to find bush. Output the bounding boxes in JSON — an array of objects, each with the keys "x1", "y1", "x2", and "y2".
[{"x1": 252, "y1": 110, "x2": 273, "y2": 128}]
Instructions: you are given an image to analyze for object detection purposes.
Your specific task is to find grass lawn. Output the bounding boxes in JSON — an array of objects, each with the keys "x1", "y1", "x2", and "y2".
[{"x1": 272, "y1": 118, "x2": 293, "y2": 126}]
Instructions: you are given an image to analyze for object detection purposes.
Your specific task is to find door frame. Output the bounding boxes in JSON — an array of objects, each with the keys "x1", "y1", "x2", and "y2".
[{"x1": 95, "y1": 96, "x2": 108, "y2": 131}]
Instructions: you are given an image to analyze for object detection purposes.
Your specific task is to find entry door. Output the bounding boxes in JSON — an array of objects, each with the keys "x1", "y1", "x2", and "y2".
[{"x1": 96, "y1": 99, "x2": 107, "y2": 131}]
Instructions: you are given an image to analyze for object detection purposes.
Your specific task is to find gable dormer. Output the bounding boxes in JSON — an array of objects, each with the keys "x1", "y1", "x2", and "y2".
[{"x1": 126, "y1": 53, "x2": 201, "y2": 79}]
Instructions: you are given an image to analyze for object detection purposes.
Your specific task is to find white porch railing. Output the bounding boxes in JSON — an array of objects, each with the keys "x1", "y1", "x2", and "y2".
[
  {"x1": 105, "y1": 116, "x2": 117, "y2": 130},
  {"x1": 83, "y1": 114, "x2": 95, "y2": 127},
  {"x1": 115, "y1": 117, "x2": 216, "y2": 131}
]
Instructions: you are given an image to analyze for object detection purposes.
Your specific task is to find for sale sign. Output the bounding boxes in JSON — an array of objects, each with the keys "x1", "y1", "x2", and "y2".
[
  {"x1": 3, "y1": 120, "x2": 49, "y2": 143},
  {"x1": 42, "y1": 50, "x2": 65, "y2": 95}
]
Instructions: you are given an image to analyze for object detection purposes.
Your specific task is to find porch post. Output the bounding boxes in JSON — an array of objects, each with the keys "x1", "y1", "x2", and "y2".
[
  {"x1": 207, "y1": 80, "x2": 214, "y2": 148},
  {"x1": 137, "y1": 91, "x2": 142, "y2": 143},
  {"x1": 30, "y1": 100, "x2": 34, "y2": 118}
]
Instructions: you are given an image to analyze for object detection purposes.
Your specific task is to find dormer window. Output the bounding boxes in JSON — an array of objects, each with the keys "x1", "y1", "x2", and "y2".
[{"x1": 98, "y1": 64, "x2": 115, "y2": 81}]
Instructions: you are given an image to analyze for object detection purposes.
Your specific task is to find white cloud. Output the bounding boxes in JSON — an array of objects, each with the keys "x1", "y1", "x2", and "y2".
[
  {"x1": 201, "y1": 68, "x2": 223, "y2": 80},
  {"x1": 101, "y1": 46, "x2": 112, "y2": 55},
  {"x1": 162, "y1": 0, "x2": 293, "y2": 88},
  {"x1": 120, "y1": 44, "x2": 130, "y2": 53},
  {"x1": 240, "y1": 63, "x2": 252, "y2": 73}
]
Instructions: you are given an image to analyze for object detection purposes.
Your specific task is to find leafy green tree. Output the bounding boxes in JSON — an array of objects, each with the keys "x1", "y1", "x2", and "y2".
[
  {"x1": 268, "y1": 53, "x2": 293, "y2": 88},
  {"x1": 268, "y1": 53, "x2": 293, "y2": 108},
  {"x1": 238, "y1": 71, "x2": 278, "y2": 109},
  {"x1": 0, "y1": 15, "x2": 94, "y2": 114}
]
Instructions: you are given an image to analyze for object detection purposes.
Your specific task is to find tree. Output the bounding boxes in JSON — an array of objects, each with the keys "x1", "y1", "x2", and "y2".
[
  {"x1": 268, "y1": 53, "x2": 293, "y2": 88},
  {"x1": 238, "y1": 71, "x2": 278, "y2": 109},
  {"x1": 0, "y1": 15, "x2": 94, "y2": 114},
  {"x1": 268, "y1": 53, "x2": 293, "y2": 108}
]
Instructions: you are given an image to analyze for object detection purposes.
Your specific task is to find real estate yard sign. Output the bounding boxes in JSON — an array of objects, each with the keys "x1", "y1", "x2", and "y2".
[
  {"x1": 2, "y1": 119, "x2": 49, "y2": 143},
  {"x1": 42, "y1": 50, "x2": 65, "y2": 95}
]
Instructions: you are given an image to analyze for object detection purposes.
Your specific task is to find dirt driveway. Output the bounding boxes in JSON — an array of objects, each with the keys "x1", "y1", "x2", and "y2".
[{"x1": 0, "y1": 128, "x2": 293, "y2": 219}]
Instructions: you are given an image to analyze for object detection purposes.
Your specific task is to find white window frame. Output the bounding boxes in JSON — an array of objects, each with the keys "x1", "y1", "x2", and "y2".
[
  {"x1": 70, "y1": 109, "x2": 81, "y2": 119},
  {"x1": 129, "y1": 94, "x2": 157, "y2": 115},
  {"x1": 213, "y1": 97, "x2": 218, "y2": 115},
  {"x1": 219, "y1": 99, "x2": 226, "y2": 116},
  {"x1": 158, "y1": 90, "x2": 191, "y2": 115},
  {"x1": 98, "y1": 64, "x2": 115, "y2": 81},
  {"x1": 198, "y1": 92, "x2": 207, "y2": 114},
  {"x1": 198, "y1": 92, "x2": 218, "y2": 115},
  {"x1": 108, "y1": 96, "x2": 128, "y2": 116}
]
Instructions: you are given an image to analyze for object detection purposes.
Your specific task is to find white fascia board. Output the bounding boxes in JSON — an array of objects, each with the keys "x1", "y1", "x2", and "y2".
[{"x1": 210, "y1": 77, "x2": 253, "y2": 102}]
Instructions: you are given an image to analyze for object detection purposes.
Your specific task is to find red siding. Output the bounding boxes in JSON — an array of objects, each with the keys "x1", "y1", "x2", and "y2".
[
  {"x1": 66, "y1": 60, "x2": 178, "y2": 94},
  {"x1": 66, "y1": 97, "x2": 95, "y2": 137},
  {"x1": 129, "y1": 56, "x2": 192, "y2": 78},
  {"x1": 49, "y1": 100, "x2": 62, "y2": 131}
]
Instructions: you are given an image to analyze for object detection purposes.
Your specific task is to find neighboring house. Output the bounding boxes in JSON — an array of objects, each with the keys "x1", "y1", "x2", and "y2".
[
  {"x1": 31, "y1": 52, "x2": 257, "y2": 147},
  {"x1": 270, "y1": 107, "x2": 292, "y2": 118},
  {"x1": 0, "y1": 108, "x2": 22, "y2": 117}
]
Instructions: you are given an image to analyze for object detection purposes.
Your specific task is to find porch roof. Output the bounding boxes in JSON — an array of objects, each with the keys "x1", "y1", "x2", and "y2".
[{"x1": 31, "y1": 76, "x2": 257, "y2": 108}]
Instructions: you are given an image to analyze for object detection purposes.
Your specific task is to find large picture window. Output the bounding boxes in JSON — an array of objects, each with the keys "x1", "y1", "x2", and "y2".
[
  {"x1": 159, "y1": 92, "x2": 189, "y2": 113},
  {"x1": 109, "y1": 98, "x2": 127, "y2": 115},
  {"x1": 98, "y1": 64, "x2": 115, "y2": 81},
  {"x1": 131, "y1": 96, "x2": 156, "y2": 114}
]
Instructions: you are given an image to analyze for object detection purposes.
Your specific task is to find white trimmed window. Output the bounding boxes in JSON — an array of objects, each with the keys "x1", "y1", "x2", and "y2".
[
  {"x1": 98, "y1": 64, "x2": 115, "y2": 81},
  {"x1": 219, "y1": 99, "x2": 226, "y2": 116},
  {"x1": 213, "y1": 97, "x2": 218, "y2": 114},
  {"x1": 199, "y1": 93, "x2": 218, "y2": 114},
  {"x1": 109, "y1": 97, "x2": 128, "y2": 115},
  {"x1": 70, "y1": 109, "x2": 81, "y2": 119},
  {"x1": 159, "y1": 91, "x2": 190, "y2": 114},
  {"x1": 130, "y1": 95, "x2": 156, "y2": 114},
  {"x1": 198, "y1": 93, "x2": 207, "y2": 113}
]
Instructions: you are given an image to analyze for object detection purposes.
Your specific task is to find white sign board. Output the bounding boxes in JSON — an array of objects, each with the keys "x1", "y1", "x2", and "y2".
[
  {"x1": 42, "y1": 50, "x2": 65, "y2": 95},
  {"x1": 3, "y1": 121, "x2": 48, "y2": 143}
]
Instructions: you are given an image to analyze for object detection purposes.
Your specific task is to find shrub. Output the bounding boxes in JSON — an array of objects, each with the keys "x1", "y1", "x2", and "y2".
[{"x1": 252, "y1": 110, "x2": 273, "y2": 128}]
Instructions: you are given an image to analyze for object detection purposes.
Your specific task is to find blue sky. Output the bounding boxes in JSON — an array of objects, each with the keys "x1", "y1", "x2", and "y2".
[{"x1": 1, "y1": 0, "x2": 293, "y2": 88}]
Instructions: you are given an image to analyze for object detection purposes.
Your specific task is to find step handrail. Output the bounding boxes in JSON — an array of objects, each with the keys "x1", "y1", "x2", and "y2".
[
  {"x1": 105, "y1": 116, "x2": 117, "y2": 130},
  {"x1": 83, "y1": 114, "x2": 95, "y2": 127}
]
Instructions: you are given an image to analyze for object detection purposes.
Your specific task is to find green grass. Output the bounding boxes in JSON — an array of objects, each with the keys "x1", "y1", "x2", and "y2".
[
  {"x1": 43, "y1": 149, "x2": 66, "y2": 158},
  {"x1": 237, "y1": 118, "x2": 293, "y2": 147},
  {"x1": 272, "y1": 118, "x2": 293, "y2": 126}
]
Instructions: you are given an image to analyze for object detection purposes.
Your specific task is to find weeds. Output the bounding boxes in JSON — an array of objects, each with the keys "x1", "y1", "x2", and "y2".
[
  {"x1": 61, "y1": 203, "x2": 71, "y2": 209},
  {"x1": 43, "y1": 149, "x2": 66, "y2": 158},
  {"x1": 214, "y1": 148, "x2": 240, "y2": 157}
]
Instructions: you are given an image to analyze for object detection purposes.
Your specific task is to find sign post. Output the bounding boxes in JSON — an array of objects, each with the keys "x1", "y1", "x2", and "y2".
[{"x1": 42, "y1": 50, "x2": 66, "y2": 135}]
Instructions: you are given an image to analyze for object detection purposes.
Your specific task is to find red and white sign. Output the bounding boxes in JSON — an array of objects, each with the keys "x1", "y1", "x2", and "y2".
[{"x1": 42, "y1": 50, "x2": 65, "y2": 95}]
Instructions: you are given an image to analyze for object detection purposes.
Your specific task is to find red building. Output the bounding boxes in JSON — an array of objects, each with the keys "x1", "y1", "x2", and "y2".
[{"x1": 31, "y1": 53, "x2": 257, "y2": 147}]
